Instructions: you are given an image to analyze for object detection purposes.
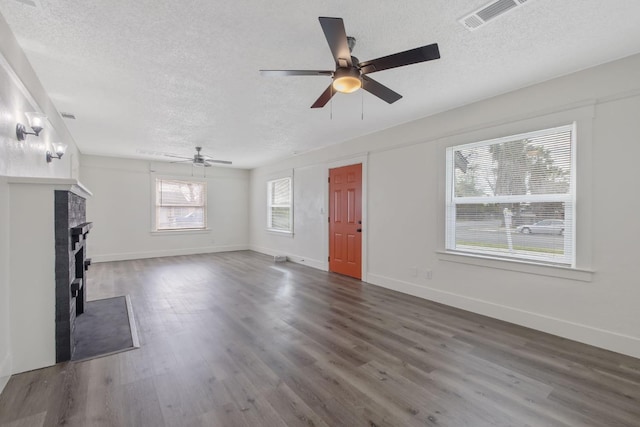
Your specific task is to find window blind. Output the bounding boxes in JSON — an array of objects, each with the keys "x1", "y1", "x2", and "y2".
[
  {"x1": 267, "y1": 177, "x2": 292, "y2": 231},
  {"x1": 156, "y1": 179, "x2": 206, "y2": 230},
  {"x1": 446, "y1": 124, "x2": 575, "y2": 265}
]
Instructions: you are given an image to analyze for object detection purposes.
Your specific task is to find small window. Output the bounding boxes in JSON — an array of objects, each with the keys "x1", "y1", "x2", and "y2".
[
  {"x1": 155, "y1": 179, "x2": 206, "y2": 230},
  {"x1": 267, "y1": 177, "x2": 292, "y2": 232},
  {"x1": 446, "y1": 124, "x2": 575, "y2": 266}
]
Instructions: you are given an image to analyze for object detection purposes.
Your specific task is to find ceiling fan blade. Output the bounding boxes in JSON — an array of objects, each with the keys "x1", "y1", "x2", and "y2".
[
  {"x1": 205, "y1": 159, "x2": 233, "y2": 165},
  {"x1": 260, "y1": 70, "x2": 333, "y2": 77},
  {"x1": 169, "y1": 159, "x2": 193, "y2": 164},
  {"x1": 361, "y1": 75, "x2": 402, "y2": 104},
  {"x1": 310, "y1": 85, "x2": 336, "y2": 109},
  {"x1": 319, "y1": 17, "x2": 352, "y2": 68},
  {"x1": 163, "y1": 153, "x2": 191, "y2": 159},
  {"x1": 359, "y1": 43, "x2": 440, "y2": 75}
]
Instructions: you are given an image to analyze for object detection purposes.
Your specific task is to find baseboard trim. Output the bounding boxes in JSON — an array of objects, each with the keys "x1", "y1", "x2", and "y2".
[
  {"x1": 366, "y1": 272, "x2": 640, "y2": 359},
  {"x1": 92, "y1": 245, "x2": 249, "y2": 263},
  {"x1": 249, "y1": 245, "x2": 328, "y2": 272},
  {"x1": 0, "y1": 352, "x2": 11, "y2": 396},
  {"x1": 285, "y1": 254, "x2": 328, "y2": 272}
]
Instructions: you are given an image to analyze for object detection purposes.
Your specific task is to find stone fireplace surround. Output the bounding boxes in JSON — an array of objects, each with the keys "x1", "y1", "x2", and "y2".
[{"x1": 54, "y1": 190, "x2": 92, "y2": 362}]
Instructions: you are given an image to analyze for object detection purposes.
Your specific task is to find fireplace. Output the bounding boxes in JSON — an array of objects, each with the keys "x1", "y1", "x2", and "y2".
[{"x1": 54, "y1": 190, "x2": 92, "y2": 362}]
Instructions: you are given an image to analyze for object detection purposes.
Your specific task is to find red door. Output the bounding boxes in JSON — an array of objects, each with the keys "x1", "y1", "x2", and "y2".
[{"x1": 329, "y1": 164, "x2": 362, "y2": 279}]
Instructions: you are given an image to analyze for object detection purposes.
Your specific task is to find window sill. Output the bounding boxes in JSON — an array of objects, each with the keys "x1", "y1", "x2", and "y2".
[
  {"x1": 151, "y1": 228, "x2": 211, "y2": 236},
  {"x1": 266, "y1": 229, "x2": 294, "y2": 238},
  {"x1": 436, "y1": 250, "x2": 593, "y2": 282}
]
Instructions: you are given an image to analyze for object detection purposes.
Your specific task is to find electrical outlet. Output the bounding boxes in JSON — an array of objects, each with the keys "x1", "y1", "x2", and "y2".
[{"x1": 425, "y1": 270, "x2": 433, "y2": 280}]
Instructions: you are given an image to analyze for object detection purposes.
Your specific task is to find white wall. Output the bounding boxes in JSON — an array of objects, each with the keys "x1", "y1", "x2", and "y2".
[
  {"x1": 0, "y1": 178, "x2": 9, "y2": 391},
  {"x1": 7, "y1": 184, "x2": 57, "y2": 373},
  {"x1": 80, "y1": 155, "x2": 250, "y2": 262},
  {"x1": 0, "y1": 13, "x2": 80, "y2": 391},
  {"x1": 251, "y1": 165, "x2": 330, "y2": 270},
  {"x1": 250, "y1": 53, "x2": 640, "y2": 359}
]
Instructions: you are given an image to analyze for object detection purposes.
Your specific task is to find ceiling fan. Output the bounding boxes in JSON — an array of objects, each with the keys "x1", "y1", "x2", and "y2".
[
  {"x1": 260, "y1": 17, "x2": 440, "y2": 108},
  {"x1": 163, "y1": 146, "x2": 232, "y2": 167}
]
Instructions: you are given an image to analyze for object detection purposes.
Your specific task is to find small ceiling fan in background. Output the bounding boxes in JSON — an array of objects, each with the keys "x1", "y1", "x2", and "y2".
[
  {"x1": 163, "y1": 146, "x2": 232, "y2": 167},
  {"x1": 260, "y1": 17, "x2": 441, "y2": 108}
]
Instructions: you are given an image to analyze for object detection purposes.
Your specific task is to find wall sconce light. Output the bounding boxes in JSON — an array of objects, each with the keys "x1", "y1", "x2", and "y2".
[
  {"x1": 16, "y1": 112, "x2": 47, "y2": 141},
  {"x1": 46, "y1": 143, "x2": 67, "y2": 163}
]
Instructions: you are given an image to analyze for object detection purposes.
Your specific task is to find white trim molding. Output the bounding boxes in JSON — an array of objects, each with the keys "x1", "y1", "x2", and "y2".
[
  {"x1": 366, "y1": 272, "x2": 640, "y2": 359},
  {"x1": 249, "y1": 245, "x2": 328, "y2": 272},
  {"x1": 91, "y1": 244, "x2": 249, "y2": 263}
]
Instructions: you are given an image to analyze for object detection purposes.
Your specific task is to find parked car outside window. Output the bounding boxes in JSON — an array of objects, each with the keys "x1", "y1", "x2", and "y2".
[{"x1": 516, "y1": 219, "x2": 564, "y2": 235}]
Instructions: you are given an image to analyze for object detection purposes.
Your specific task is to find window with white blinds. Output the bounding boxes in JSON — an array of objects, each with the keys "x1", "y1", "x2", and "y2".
[
  {"x1": 445, "y1": 124, "x2": 576, "y2": 266},
  {"x1": 267, "y1": 177, "x2": 292, "y2": 232},
  {"x1": 155, "y1": 179, "x2": 206, "y2": 230}
]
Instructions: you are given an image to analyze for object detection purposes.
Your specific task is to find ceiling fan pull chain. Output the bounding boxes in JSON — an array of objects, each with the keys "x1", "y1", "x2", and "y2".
[{"x1": 361, "y1": 88, "x2": 364, "y2": 120}]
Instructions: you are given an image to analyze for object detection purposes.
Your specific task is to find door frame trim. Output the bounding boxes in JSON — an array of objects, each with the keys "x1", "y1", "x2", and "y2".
[{"x1": 326, "y1": 153, "x2": 368, "y2": 282}]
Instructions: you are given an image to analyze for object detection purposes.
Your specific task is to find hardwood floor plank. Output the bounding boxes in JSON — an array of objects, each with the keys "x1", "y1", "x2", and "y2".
[
  {"x1": 387, "y1": 359, "x2": 527, "y2": 426},
  {"x1": 469, "y1": 341, "x2": 640, "y2": 418},
  {"x1": 1, "y1": 251, "x2": 639, "y2": 426},
  {"x1": 0, "y1": 412, "x2": 46, "y2": 427},
  {"x1": 112, "y1": 377, "x2": 166, "y2": 427},
  {"x1": 154, "y1": 371, "x2": 205, "y2": 427},
  {"x1": 264, "y1": 383, "x2": 331, "y2": 427},
  {"x1": 221, "y1": 371, "x2": 288, "y2": 427},
  {"x1": 82, "y1": 383, "x2": 123, "y2": 426}
]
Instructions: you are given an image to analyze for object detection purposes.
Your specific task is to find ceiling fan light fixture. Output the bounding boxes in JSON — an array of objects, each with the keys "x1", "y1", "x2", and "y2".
[
  {"x1": 332, "y1": 68, "x2": 361, "y2": 93},
  {"x1": 260, "y1": 17, "x2": 440, "y2": 108}
]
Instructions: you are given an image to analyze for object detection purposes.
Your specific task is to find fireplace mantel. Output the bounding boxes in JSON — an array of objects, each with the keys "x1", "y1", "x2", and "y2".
[{"x1": 7, "y1": 177, "x2": 92, "y2": 198}]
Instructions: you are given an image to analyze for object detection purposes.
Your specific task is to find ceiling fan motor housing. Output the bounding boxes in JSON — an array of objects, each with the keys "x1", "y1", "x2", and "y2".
[{"x1": 333, "y1": 66, "x2": 362, "y2": 93}]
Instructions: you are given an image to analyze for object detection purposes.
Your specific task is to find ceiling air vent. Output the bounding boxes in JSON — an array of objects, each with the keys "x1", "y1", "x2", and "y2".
[
  {"x1": 61, "y1": 112, "x2": 76, "y2": 120},
  {"x1": 460, "y1": 0, "x2": 532, "y2": 31},
  {"x1": 12, "y1": 0, "x2": 37, "y2": 7}
]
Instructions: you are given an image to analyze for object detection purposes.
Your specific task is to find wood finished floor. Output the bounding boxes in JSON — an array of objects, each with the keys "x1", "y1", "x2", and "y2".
[{"x1": 1, "y1": 251, "x2": 639, "y2": 427}]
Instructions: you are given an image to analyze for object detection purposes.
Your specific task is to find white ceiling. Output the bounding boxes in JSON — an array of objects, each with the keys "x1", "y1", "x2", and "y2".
[{"x1": 1, "y1": 0, "x2": 640, "y2": 168}]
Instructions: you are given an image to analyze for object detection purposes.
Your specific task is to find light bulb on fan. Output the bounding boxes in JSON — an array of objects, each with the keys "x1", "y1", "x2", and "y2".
[{"x1": 332, "y1": 68, "x2": 362, "y2": 93}]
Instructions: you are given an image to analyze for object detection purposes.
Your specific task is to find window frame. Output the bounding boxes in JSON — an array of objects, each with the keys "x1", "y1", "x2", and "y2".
[
  {"x1": 153, "y1": 177, "x2": 208, "y2": 232},
  {"x1": 445, "y1": 123, "x2": 577, "y2": 267},
  {"x1": 266, "y1": 176, "x2": 293, "y2": 233}
]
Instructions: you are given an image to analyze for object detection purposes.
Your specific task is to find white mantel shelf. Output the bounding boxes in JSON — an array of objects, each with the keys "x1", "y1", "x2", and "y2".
[{"x1": 7, "y1": 177, "x2": 92, "y2": 198}]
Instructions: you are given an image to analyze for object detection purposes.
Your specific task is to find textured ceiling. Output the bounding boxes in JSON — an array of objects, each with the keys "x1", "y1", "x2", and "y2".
[{"x1": 1, "y1": 0, "x2": 640, "y2": 168}]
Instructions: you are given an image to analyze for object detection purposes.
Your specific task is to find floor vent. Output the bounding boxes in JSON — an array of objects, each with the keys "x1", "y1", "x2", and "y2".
[{"x1": 460, "y1": 0, "x2": 531, "y2": 31}]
